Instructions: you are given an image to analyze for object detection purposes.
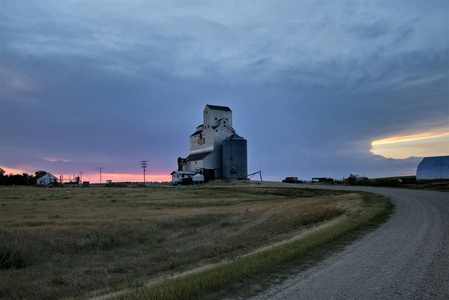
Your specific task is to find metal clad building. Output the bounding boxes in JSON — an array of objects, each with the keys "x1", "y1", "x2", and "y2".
[
  {"x1": 174, "y1": 105, "x2": 248, "y2": 182},
  {"x1": 416, "y1": 156, "x2": 449, "y2": 180},
  {"x1": 222, "y1": 134, "x2": 247, "y2": 180}
]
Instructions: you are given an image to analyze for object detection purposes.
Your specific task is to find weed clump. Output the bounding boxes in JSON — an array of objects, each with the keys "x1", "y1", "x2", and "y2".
[{"x1": 0, "y1": 249, "x2": 29, "y2": 269}]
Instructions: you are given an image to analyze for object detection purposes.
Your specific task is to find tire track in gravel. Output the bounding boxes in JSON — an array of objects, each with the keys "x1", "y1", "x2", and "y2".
[{"x1": 249, "y1": 184, "x2": 449, "y2": 300}]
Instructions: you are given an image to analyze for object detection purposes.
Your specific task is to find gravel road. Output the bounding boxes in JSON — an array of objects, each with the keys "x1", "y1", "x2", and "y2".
[{"x1": 249, "y1": 184, "x2": 449, "y2": 299}]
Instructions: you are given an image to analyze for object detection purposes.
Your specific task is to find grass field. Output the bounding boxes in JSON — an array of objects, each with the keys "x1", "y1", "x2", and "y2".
[{"x1": 0, "y1": 185, "x2": 391, "y2": 299}]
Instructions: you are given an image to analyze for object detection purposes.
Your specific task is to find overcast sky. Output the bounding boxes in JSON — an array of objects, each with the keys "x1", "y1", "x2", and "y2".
[{"x1": 1, "y1": 0, "x2": 448, "y2": 182}]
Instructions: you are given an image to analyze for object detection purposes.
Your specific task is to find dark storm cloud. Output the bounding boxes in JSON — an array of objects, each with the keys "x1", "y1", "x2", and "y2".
[{"x1": 1, "y1": 0, "x2": 447, "y2": 180}]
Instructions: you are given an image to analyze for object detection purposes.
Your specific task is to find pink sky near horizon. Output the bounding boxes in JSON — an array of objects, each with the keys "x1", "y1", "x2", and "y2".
[{"x1": 0, "y1": 166, "x2": 172, "y2": 183}]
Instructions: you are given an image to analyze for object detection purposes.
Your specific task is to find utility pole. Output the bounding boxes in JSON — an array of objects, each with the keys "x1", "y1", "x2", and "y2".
[
  {"x1": 140, "y1": 161, "x2": 148, "y2": 186},
  {"x1": 97, "y1": 167, "x2": 103, "y2": 184},
  {"x1": 80, "y1": 171, "x2": 83, "y2": 183}
]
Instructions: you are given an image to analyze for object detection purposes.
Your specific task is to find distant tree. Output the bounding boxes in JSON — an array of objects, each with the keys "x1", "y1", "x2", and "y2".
[
  {"x1": 22, "y1": 173, "x2": 34, "y2": 186},
  {"x1": 0, "y1": 168, "x2": 5, "y2": 185},
  {"x1": 34, "y1": 170, "x2": 47, "y2": 179},
  {"x1": 8, "y1": 174, "x2": 26, "y2": 185},
  {"x1": 0, "y1": 169, "x2": 50, "y2": 186}
]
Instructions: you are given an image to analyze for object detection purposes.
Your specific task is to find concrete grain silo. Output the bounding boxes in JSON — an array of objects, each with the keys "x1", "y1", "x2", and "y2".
[
  {"x1": 222, "y1": 134, "x2": 247, "y2": 180},
  {"x1": 416, "y1": 156, "x2": 449, "y2": 180}
]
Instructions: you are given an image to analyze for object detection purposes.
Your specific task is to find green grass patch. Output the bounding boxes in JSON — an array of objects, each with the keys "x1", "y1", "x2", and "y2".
[
  {"x1": 123, "y1": 193, "x2": 392, "y2": 300},
  {"x1": 0, "y1": 186, "x2": 385, "y2": 299}
]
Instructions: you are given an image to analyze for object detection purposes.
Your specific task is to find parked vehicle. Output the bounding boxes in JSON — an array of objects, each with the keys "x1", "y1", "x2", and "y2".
[{"x1": 282, "y1": 177, "x2": 302, "y2": 183}]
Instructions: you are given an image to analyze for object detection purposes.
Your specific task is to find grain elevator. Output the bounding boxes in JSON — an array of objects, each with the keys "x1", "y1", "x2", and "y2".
[{"x1": 172, "y1": 105, "x2": 247, "y2": 182}]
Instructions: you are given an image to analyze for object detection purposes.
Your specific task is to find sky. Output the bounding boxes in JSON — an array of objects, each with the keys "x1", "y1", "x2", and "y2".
[{"x1": 1, "y1": 0, "x2": 448, "y2": 182}]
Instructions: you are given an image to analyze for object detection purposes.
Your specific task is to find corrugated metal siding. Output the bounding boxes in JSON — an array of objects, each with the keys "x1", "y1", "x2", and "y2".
[
  {"x1": 222, "y1": 134, "x2": 247, "y2": 180},
  {"x1": 416, "y1": 156, "x2": 449, "y2": 180}
]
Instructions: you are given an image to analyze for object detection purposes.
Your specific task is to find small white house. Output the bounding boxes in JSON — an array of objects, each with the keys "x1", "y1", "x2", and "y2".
[
  {"x1": 37, "y1": 173, "x2": 58, "y2": 186},
  {"x1": 171, "y1": 171, "x2": 196, "y2": 185}
]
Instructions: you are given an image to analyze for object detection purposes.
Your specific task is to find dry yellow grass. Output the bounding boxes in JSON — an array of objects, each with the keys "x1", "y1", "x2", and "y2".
[{"x1": 0, "y1": 186, "x2": 357, "y2": 299}]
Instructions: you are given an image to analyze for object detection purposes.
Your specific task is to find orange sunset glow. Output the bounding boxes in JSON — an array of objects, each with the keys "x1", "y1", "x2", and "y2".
[
  {"x1": 0, "y1": 167, "x2": 171, "y2": 183},
  {"x1": 1, "y1": 167, "x2": 30, "y2": 176},
  {"x1": 371, "y1": 128, "x2": 449, "y2": 145},
  {"x1": 371, "y1": 129, "x2": 449, "y2": 159},
  {"x1": 80, "y1": 173, "x2": 171, "y2": 183}
]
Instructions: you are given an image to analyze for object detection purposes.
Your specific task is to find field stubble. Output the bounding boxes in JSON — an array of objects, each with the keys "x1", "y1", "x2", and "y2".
[{"x1": 0, "y1": 186, "x2": 384, "y2": 299}]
